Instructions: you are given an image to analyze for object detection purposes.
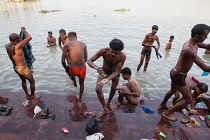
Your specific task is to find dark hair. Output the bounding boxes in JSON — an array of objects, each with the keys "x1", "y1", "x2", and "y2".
[
  {"x1": 48, "y1": 31, "x2": 52, "y2": 34},
  {"x1": 121, "y1": 67, "x2": 131, "y2": 76},
  {"x1": 59, "y1": 29, "x2": 66, "y2": 34},
  {"x1": 109, "y1": 38, "x2": 124, "y2": 51},
  {"x1": 68, "y1": 32, "x2": 77, "y2": 37},
  {"x1": 152, "y1": 25, "x2": 158, "y2": 30},
  {"x1": 197, "y1": 83, "x2": 208, "y2": 92},
  {"x1": 9, "y1": 33, "x2": 20, "y2": 42},
  {"x1": 191, "y1": 24, "x2": 210, "y2": 37},
  {"x1": 170, "y1": 36, "x2": 174, "y2": 39}
]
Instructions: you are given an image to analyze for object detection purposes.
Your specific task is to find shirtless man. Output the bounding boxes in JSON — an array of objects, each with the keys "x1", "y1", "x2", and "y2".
[
  {"x1": 59, "y1": 29, "x2": 77, "y2": 87},
  {"x1": 137, "y1": 25, "x2": 160, "y2": 71},
  {"x1": 162, "y1": 24, "x2": 210, "y2": 121},
  {"x1": 5, "y1": 27, "x2": 40, "y2": 99},
  {"x1": 61, "y1": 32, "x2": 87, "y2": 102},
  {"x1": 165, "y1": 36, "x2": 174, "y2": 50},
  {"x1": 117, "y1": 67, "x2": 141, "y2": 105},
  {"x1": 87, "y1": 38, "x2": 126, "y2": 118},
  {"x1": 46, "y1": 31, "x2": 56, "y2": 47},
  {"x1": 58, "y1": 29, "x2": 69, "y2": 50},
  {"x1": 160, "y1": 76, "x2": 208, "y2": 114}
]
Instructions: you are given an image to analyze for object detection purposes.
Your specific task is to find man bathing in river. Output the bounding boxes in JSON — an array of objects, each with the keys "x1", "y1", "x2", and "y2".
[
  {"x1": 62, "y1": 32, "x2": 87, "y2": 102},
  {"x1": 5, "y1": 27, "x2": 40, "y2": 100},
  {"x1": 137, "y1": 25, "x2": 160, "y2": 71},
  {"x1": 87, "y1": 38, "x2": 126, "y2": 118}
]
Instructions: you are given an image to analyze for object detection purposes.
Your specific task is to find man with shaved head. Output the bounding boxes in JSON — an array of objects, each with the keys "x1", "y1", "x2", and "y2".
[
  {"x1": 61, "y1": 32, "x2": 88, "y2": 102},
  {"x1": 5, "y1": 27, "x2": 40, "y2": 100}
]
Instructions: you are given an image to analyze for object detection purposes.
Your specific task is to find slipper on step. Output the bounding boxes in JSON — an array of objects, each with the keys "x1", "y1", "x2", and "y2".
[
  {"x1": 181, "y1": 116, "x2": 193, "y2": 123},
  {"x1": 40, "y1": 108, "x2": 48, "y2": 119},
  {"x1": 48, "y1": 109, "x2": 55, "y2": 120},
  {"x1": 185, "y1": 118, "x2": 200, "y2": 128},
  {"x1": 130, "y1": 107, "x2": 135, "y2": 113}
]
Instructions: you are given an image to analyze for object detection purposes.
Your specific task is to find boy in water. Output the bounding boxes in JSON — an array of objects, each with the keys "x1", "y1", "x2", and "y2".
[{"x1": 165, "y1": 35, "x2": 174, "y2": 50}]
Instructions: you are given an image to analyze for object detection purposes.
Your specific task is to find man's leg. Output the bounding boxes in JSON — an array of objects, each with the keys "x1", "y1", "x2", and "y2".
[
  {"x1": 144, "y1": 55, "x2": 151, "y2": 71},
  {"x1": 137, "y1": 54, "x2": 145, "y2": 71},
  {"x1": 162, "y1": 84, "x2": 192, "y2": 121},
  {"x1": 24, "y1": 73, "x2": 39, "y2": 99},
  {"x1": 17, "y1": 73, "x2": 30, "y2": 98},
  {"x1": 106, "y1": 76, "x2": 120, "y2": 111},
  {"x1": 78, "y1": 78, "x2": 85, "y2": 102},
  {"x1": 95, "y1": 75, "x2": 109, "y2": 118},
  {"x1": 159, "y1": 82, "x2": 178, "y2": 109}
]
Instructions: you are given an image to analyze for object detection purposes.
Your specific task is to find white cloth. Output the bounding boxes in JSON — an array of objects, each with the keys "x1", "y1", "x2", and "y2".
[{"x1": 86, "y1": 133, "x2": 104, "y2": 140}]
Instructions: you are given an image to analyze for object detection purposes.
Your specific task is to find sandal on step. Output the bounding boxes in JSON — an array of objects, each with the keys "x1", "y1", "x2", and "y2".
[
  {"x1": 181, "y1": 116, "x2": 193, "y2": 123},
  {"x1": 40, "y1": 108, "x2": 48, "y2": 119},
  {"x1": 48, "y1": 109, "x2": 55, "y2": 120},
  {"x1": 185, "y1": 118, "x2": 200, "y2": 128}
]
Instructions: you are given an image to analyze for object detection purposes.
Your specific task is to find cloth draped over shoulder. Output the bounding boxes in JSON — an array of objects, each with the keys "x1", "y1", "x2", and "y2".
[{"x1": 20, "y1": 31, "x2": 36, "y2": 71}]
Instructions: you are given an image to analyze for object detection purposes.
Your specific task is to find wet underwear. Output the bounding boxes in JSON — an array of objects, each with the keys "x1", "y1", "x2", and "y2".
[
  {"x1": 69, "y1": 65, "x2": 86, "y2": 79},
  {"x1": 170, "y1": 67, "x2": 187, "y2": 86},
  {"x1": 15, "y1": 65, "x2": 31, "y2": 76},
  {"x1": 102, "y1": 66, "x2": 120, "y2": 77},
  {"x1": 141, "y1": 49, "x2": 152, "y2": 56}
]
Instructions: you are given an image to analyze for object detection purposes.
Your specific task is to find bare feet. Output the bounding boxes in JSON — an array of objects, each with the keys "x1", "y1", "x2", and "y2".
[
  {"x1": 76, "y1": 96, "x2": 82, "y2": 102},
  {"x1": 97, "y1": 109, "x2": 109, "y2": 118},
  {"x1": 107, "y1": 105, "x2": 115, "y2": 112},
  {"x1": 27, "y1": 95, "x2": 41, "y2": 100},
  {"x1": 159, "y1": 104, "x2": 169, "y2": 110},
  {"x1": 162, "y1": 113, "x2": 177, "y2": 122}
]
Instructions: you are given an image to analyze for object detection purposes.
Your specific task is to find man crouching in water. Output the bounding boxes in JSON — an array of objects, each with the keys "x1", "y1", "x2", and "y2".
[
  {"x1": 5, "y1": 27, "x2": 40, "y2": 100},
  {"x1": 87, "y1": 38, "x2": 126, "y2": 118}
]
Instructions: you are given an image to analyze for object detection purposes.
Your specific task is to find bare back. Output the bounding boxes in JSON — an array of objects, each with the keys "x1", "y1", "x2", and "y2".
[
  {"x1": 128, "y1": 78, "x2": 141, "y2": 97},
  {"x1": 64, "y1": 41, "x2": 87, "y2": 68},
  {"x1": 5, "y1": 43, "x2": 27, "y2": 67}
]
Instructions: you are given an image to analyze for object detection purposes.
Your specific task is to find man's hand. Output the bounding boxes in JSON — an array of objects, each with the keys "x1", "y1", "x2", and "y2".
[
  {"x1": 65, "y1": 67, "x2": 69, "y2": 73},
  {"x1": 21, "y1": 27, "x2": 26, "y2": 32},
  {"x1": 95, "y1": 67, "x2": 104, "y2": 74},
  {"x1": 98, "y1": 79, "x2": 109, "y2": 85}
]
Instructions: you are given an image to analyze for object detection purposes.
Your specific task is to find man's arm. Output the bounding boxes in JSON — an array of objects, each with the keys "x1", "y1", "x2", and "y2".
[
  {"x1": 156, "y1": 36, "x2": 160, "y2": 50},
  {"x1": 61, "y1": 44, "x2": 68, "y2": 71},
  {"x1": 58, "y1": 37, "x2": 63, "y2": 50},
  {"x1": 16, "y1": 27, "x2": 32, "y2": 50},
  {"x1": 84, "y1": 44, "x2": 88, "y2": 62},
  {"x1": 142, "y1": 34, "x2": 156, "y2": 48},
  {"x1": 191, "y1": 50, "x2": 210, "y2": 72},
  {"x1": 87, "y1": 49, "x2": 103, "y2": 71},
  {"x1": 197, "y1": 43, "x2": 210, "y2": 49}
]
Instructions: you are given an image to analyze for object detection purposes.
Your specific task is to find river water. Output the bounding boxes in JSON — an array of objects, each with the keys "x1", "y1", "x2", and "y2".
[{"x1": 0, "y1": 0, "x2": 210, "y2": 100}]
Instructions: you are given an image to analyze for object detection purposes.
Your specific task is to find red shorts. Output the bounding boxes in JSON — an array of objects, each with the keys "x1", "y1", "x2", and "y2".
[{"x1": 69, "y1": 65, "x2": 86, "y2": 79}]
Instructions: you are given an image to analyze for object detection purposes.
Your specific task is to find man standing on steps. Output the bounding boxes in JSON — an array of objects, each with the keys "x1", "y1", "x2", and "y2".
[
  {"x1": 137, "y1": 25, "x2": 160, "y2": 71},
  {"x1": 5, "y1": 27, "x2": 40, "y2": 100},
  {"x1": 162, "y1": 24, "x2": 210, "y2": 121},
  {"x1": 87, "y1": 38, "x2": 126, "y2": 118},
  {"x1": 62, "y1": 32, "x2": 88, "y2": 102}
]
